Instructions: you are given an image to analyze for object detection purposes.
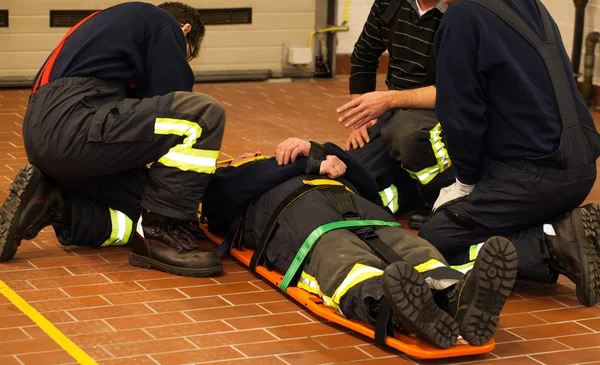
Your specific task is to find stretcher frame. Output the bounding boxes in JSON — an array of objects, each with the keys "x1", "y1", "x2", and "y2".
[{"x1": 199, "y1": 224, "x2": 495, "y2": 359}]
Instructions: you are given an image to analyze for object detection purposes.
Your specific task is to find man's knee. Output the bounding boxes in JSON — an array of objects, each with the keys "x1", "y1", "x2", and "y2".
[
  {"x1": 170, "y1": 92, "x2": 226, "y2": 132},
  {"x1": 380, "y1": 110, "x2": 438, "y2": 163}
]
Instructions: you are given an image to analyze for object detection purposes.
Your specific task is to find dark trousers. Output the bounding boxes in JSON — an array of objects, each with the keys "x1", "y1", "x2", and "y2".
[
  {"x1": 419, "y1": 159, "x2": 597, "y2": 283},
  {"x1": 300, "y1": 227, "x2": 462, "y2": 324},
  {"x1": 347, "y1": 109, "x2": 454, "y2": 208},
  {"x1": 23, "y1": 77, "x2": 226, "y2": 247}
]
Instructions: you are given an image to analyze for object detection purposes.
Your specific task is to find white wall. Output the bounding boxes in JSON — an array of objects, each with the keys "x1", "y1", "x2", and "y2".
[
  {"x1": 0, "y1": 0, "x2": 316, "y2": 82},
  {"x1": 335, "y1": 0, "x2": 600, "y2": 84}
]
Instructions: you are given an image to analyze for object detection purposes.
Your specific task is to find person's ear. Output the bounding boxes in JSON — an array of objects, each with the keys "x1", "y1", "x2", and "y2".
[{"x1": 181, "y1": 23, "x2": 192, "y2": 35}]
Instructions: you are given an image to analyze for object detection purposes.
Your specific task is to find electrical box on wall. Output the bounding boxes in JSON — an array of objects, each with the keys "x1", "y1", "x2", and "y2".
[{"x1": 287, "y1": 46, "x2": 312, "y2": 65}]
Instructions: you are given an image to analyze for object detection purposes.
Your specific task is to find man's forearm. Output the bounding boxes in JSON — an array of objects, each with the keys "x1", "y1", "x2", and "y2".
[{"x1": 387, "y1": 86, "x2": 436, "y2": 110}]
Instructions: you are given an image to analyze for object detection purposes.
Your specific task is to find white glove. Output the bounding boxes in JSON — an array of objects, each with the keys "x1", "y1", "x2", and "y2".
[{"x1": 432, "y1": 178, "x2": 475, "y2": 213}]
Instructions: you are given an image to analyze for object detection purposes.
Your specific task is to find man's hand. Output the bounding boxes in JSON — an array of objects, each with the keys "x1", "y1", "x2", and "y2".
[
  {"x1": 320, "y1": 155, "x2": 347, "y2": 179},
  {"x1": 345, "y1": 119, "x2": 377, "y2": 151},
  {"x1": 275, "y1": 138, "x2": 310, "y2": 165},
  {"x1": 337, "y1": 91, "x2": 390, "y2": 129},
  {"x1": 432, "y1": 179, "x2": 475, "y2": 212}
]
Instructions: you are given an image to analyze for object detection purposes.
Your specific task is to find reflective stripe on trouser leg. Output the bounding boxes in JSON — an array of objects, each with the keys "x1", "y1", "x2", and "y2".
[
  {"x1": 154, "y1": 118, "x2": 219, "y2": 174},
  {"x1": 413, "y1": 259, "x2": 446, "y2": 273},
  {"x1": 404, "y1": 122, "x2": 452, "y2": 185},
  {"x1": 101, "y1": 209, "x2": 133, "y2": 246},
  {"x1": 378, "y1": 184, "x2": 399, "y2": 214},
  {"x1": 298, "y1": 263, "x2": 383, "y2": 316},
  {"x1": 448, "y1": 242, "x2": 484, "y2": 273}
]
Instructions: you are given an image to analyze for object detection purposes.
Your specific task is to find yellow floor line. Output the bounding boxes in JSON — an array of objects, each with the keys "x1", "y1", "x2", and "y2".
[{"x1": 0, "y1": 279, "x2": 98, "y2": 365}]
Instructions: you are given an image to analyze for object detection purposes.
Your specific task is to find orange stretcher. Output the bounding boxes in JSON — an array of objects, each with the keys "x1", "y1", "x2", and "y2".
[{"x1": 199, "y1": 224, "x2": 495, "y2": 360}]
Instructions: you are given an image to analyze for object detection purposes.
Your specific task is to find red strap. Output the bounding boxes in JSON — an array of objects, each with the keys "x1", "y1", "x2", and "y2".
[{"x1": 32, "y1": 10, "x2": 101, "y2": 93}]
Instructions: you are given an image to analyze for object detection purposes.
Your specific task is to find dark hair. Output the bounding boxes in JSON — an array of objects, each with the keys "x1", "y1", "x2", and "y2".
[{"x1": 158, "y1": 2, "x2": 205, "y2": 60}]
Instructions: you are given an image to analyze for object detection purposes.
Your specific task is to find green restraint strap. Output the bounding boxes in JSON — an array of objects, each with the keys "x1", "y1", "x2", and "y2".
[{"x1": 280, "y1": 220, "x2": 402, "y2": 291}]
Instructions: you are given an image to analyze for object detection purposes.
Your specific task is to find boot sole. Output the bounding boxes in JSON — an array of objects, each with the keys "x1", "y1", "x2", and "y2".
[
  {"x1": 574, "y1": 204, "x2": 600, "y2": 307},
  {"x1": 0, "y1": 165, "x2": 44, "y2": 262},
  {"x1": 459, "y1": 237, "x2": 518, "y2": 346},
  {"x1": 382, "y1": 261, "x2": 459, "y2": 349},
  {"x1": 129, "y1": 252, "x2": 222, "y2": 278}
]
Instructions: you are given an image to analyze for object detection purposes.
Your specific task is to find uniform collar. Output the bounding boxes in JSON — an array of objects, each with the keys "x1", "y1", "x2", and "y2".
[{"x1": 407, "y1": 0, "x2": 448, "y2": 14}]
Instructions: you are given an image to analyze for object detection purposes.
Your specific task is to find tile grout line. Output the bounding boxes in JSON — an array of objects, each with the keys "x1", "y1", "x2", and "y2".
[
  {"x1": 574, "y1": 321, "x2": 599, "y2": 333},
  {"x1": 218, "y1": 295, "x2": 235, "y2": 307},
  {"x1": 263, "y1": 328, "x2": 281, "y2": 341},
  {"x1": 551, "y1": 337, "x2": 575, "y2": 350},
  {"x1": 147, "y1": 354, "x2": 161, "y2": 365},
  {"x1": 257, "y1": 303, "x2": 273, "y2": 315},
  {"x1": 528, "y1": 355, "x2": 548, "y2": 365},
  {"x1": 142, "y1": 302, "x2": 158, "y2": 314},
  {"x1": 175, "y1": 288, "x2": 191, "y2": 299},
  {"x1": 275, "y1": 355, "x2": 293, "y2": 365},
  {"x1": 13, "y1": 355, "x2": 25, "y2": 365},
  {"x1": 354, "y1": 345, "x2": 375, "y2": 359},
  {"x1": 182, "y1": 335, "x2": 201, "y2": 349},
  {"x1": 229, "y1": 345, "x2": 249, "y2": 358}
]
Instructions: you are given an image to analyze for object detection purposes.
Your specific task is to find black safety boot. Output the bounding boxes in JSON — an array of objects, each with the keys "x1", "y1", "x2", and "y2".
[
  {"x1": 444, "y1": 237, "x2": 518, "y2": 346},
  {"x1": 545, "y1": 204, "x2": 600, "y2": 307},
  {"x1": 408, "y1": 204, "x2": 432, "y2": 230},
  {"x1": 382, "y1": 261, "x2": 459, "y2": 349},
  {"x1": 129, "y1": 210, "x2": 222, "y2": 277},
  {"x1": 0, "y1": 164, "x2": 70, "y2": 262}
]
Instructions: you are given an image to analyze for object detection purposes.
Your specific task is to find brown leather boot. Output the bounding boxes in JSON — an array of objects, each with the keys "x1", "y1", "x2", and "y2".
[
  {"x1": 129, "y1": 210, "x2": 222, "y2": 277},
  {"x1": 546, "y1": 204, "x2": 600, "y2": 307},
  {"x1": 0, "y1": 164, "x2": 70, "y2": 261}
]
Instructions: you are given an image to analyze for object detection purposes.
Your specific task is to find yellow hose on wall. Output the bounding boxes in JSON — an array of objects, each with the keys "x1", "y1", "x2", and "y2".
[{"x1": 299, "y1": 0, "x2": 351, "y2": 70}]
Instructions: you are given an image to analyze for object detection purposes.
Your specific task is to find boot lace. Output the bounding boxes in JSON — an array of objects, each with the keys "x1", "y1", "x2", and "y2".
[{"x1": 165, "y1": 219, "x2": 199, "y2": 252}]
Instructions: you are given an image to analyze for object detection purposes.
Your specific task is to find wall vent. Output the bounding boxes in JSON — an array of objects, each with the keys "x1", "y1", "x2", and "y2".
[
  {"x1": 0, "y1": 10, "x2": 8, "y2": 27},
  {"x1": 48, "y1": 7, "x2": 252, "y2": 28},
  {"x1": 197, "y1": 8, "x2": 252, "y2": 25},
  {"x1": 50, "y1": 10, "x2": 97, "y2": 27}
]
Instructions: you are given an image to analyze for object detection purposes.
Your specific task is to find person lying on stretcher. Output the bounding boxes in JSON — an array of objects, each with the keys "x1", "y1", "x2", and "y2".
[{"x1": 201, "y1": 138, "x2": 518, "y2": 349}]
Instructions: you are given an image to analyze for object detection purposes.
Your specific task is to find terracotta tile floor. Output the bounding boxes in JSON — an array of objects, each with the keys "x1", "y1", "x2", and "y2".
[{"x1": 1, "y1": 76, "x2": 600, "y2": 365}]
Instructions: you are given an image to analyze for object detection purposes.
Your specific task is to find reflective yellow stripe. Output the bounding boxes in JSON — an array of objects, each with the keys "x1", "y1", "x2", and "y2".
[
  {"x1": 302, "y1": 179, "x2": 355, "y2": 194},
  {"x1": 298, "y1": 272, "x2": 342, "y2": 315},
  {"x1": 379, "y1": 184, "x2": 399, "y2": 214},
  {"x1": 404, "y1": 122, "x2": 452, "y2": 185},
  {"x1": 430, "y1": 122, "x2": 451, "y2": 172},
  {"x1": 414, "y1": 259, "x2": 446, "y2": 273},
  {"x1": 405, "y1": 165, "x2": 441, "y2": 185},
  {"x1": 450, "y1": 261, "x2": 475, "y2": 274},
  {"x1": 331, "y1": 263, "x2": 383, "y2": 305},
  {"x1": 155, "y1": 118, "x2": 202, "y2": 146},
  {"x1": 154, "y1": 118, "x2": 220, "y2": 174},
  {"x1": 469, "y1": 243, "x2": 484, "y2": 261},
  {"x1": 231, "y1": 155, "x2": 271, "y2": 167},
  {"x1": 101, "y1": 209, "x2": 133, "y2": 247}
]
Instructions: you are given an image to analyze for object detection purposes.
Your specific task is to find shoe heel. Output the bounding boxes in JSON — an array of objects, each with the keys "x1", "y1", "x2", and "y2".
[{"x1": 129, "y1": 253, "x2": 154, "y2": 270}]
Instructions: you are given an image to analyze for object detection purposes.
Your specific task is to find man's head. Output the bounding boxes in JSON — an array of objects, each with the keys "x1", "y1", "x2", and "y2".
[
  {"x1": 158, "y1": 2, "x2": 205, "y2": 61},
  {"x1": 442, "y1": 0, "x2": 457, "y2": 4}
]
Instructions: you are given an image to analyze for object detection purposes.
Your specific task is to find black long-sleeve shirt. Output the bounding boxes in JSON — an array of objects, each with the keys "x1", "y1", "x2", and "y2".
[
  {"x1": 349, "y1": 0, "x2": 447, "y2": 94},
  {"x1": 35, "y1": 2, "x2": 193, "y2": 99},
  {"x1": 434, "y1": 0, "x2": 597, "y2": 185}
]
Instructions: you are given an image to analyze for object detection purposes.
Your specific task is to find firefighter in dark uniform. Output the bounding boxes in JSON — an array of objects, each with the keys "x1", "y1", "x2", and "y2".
[
  {"x1": 338, "y1": 0, "x2": 455, "y2": 229},
  {"x1": 418, "y1": 0, "x2": 600, "y2": 307},
  {"x1": 201, "y1": 138, "x2": 519, "y2": 349},
  {"x1": 0, "y1": 2, "x2": 225, "y2": 277}
]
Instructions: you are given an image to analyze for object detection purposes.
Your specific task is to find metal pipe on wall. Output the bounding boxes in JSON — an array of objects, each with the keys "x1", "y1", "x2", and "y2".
[
  {"x1": 572, "y1": 0, "x2": 589, "y2": 79},
  {"x1": 581, "y1": 31, "x2": 600, "y2": 106}
]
